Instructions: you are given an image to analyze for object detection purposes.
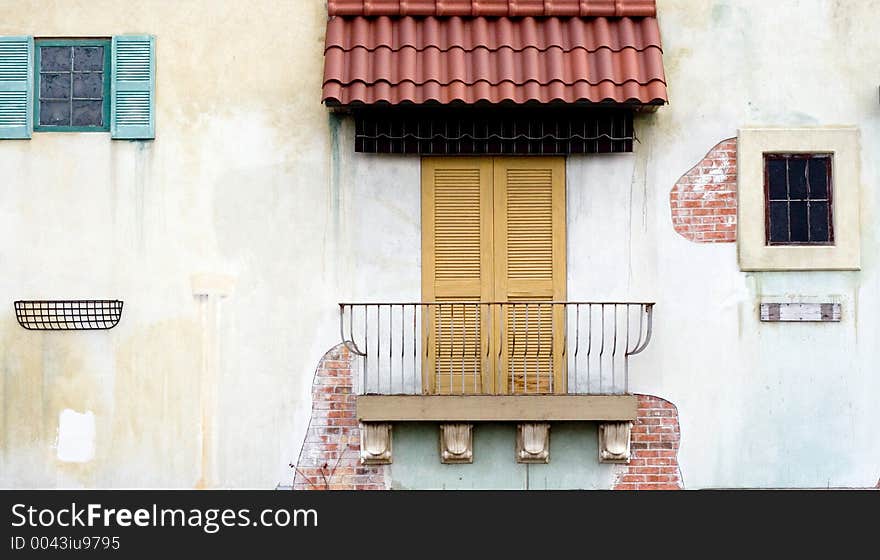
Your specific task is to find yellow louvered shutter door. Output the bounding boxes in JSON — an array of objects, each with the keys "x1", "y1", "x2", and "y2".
[
  {"x1": 421, "y1": 158, "x2": 494, "y2": 395},
  {"x1": 494, "y1": 157, "x2": 566, "y2": 394}
]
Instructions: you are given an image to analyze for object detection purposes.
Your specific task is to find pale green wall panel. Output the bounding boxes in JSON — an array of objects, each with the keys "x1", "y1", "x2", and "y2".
[
  {"x1": 391, "y1": 424, "x2": 526, "y2": 490},
  {"x1": 389, "y1": 423, "x2": 617, "y2": 490},
  {"x1": 524, "y1": 423, "x2": 617, "y2": 490}
]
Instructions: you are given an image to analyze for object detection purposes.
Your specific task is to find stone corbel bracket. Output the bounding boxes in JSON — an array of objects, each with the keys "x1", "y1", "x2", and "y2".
[
  {"x1": 516, "y1": 423, "x2": 550, "y2": 464},
  {"x1": 439, "y1": 423, "x2": 473, "y2": 464},
  {"x1": 360, "y1": 422, "x2": 392, "y2": 465},
  {"x1": 599, "y1": 421, "x2": 633, "y2": 464}
]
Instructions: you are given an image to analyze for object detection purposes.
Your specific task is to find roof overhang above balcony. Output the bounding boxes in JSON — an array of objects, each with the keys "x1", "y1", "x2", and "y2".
[{"x1": 322, "y1": 1, "x2": 668, "y2": 112}]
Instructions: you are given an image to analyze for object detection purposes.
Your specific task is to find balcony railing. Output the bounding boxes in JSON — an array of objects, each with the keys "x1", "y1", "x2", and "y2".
[{"x1": 339, "y1": 301, "x2": 653, "y2": 396}]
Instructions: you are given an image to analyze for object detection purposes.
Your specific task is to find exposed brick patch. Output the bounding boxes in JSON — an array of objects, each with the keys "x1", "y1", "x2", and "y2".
[
  {"x1": 612, "y1": 394, "x2": 683, "y2": 490},
  {"x1": 291, "y1": 344, "x2": 389, "y2": 490},
  {"x1": 670, "y1": 138, "x2": 737, "y2": 243}
]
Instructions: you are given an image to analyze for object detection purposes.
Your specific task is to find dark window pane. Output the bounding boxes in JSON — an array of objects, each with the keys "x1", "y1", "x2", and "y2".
[
  {"x1": 767, "y1": 158, "x2": 787, "y2": 199},
  {"x1": 809, "y1": 157, "x2": 829, "y2": 199},
  {"x1": 788, "y1": 159, "x2": 808, "y2": 199},
  {"x1": 40, "y1": 46, "x2": 71, "y2": 71},
  {"x1": 809, "y1": 202, "x2": 831, "y2": 243},
  {"x1": 72, "y1": 73, "x2": 103, "y2": 98},
  {"x1": 789, "y1": 201, "x2": 808, "y2": 242},
  {"x1": 71, "y1": 100, "x2": 103, "y2": 127},
  {"x1": 40, "y1": 73, "x2": 70, "y2": 98},
  {"x1": 73, "y1": 46, "x2": 104, "y2": 71},
  {"x1": 769, "y1": 201, "x2": 789, "y2": 243},
  {"x1": 39, "y1": 101, "x2": 71, "y2": 126}
]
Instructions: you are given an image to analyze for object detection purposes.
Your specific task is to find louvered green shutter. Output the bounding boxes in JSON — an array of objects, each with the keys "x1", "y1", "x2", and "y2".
[
  {"x1": 0, "y1": 36, "x2": 33, "y2": 139},
  {"x1": 111, "y1": 35, "x2": 154, "y2": 139}
]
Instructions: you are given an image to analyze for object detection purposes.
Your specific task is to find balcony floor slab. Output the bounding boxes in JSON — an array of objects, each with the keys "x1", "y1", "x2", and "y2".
[{"x1": 356, "y1": 395, "x2": 638, "y2": 423}]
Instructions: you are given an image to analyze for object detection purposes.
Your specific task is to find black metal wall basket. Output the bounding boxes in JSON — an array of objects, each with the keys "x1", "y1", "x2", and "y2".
[{"x1": 14, "y1": 300, "x2": 124, "y2": 330}]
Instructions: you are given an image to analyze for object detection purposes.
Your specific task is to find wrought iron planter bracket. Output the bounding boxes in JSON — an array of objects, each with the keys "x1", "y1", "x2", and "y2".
[{"x1": 14, "y1": 300, "x2": 124, "y2": 331}]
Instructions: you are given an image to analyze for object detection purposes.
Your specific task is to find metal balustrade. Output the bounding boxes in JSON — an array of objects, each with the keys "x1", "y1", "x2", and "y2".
[{"x1": 339, "y1": 302, "x2": 654, "y2": 396}]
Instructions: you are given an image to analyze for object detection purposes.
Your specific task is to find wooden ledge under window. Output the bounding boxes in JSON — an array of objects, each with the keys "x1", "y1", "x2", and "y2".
[{"x1": 356, "y1": 395, "x2": 638, "y2": 423}]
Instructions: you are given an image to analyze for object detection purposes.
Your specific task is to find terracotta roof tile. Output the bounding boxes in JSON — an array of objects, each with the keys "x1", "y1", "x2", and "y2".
[
  {"x1": 325, "y1": 44, "x2": 664, "y2": 90},
  {"x1": 327, "y1": 0, "x2": 657, "y2": 17},
  {"x1": 322, "y1": 1, "x2": 667, "y2": 107},
  {"x1": 325, "y1": 15, "x2": 662, "y2": 52}
]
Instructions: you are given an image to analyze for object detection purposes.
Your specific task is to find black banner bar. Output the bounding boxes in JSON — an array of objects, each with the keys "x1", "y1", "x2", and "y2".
[{"x1": 0, "y1": 490, "x2": 874, "y2": 556}]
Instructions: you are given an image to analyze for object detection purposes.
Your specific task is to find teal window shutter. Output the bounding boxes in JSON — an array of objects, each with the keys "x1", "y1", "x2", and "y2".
[
  {"x1": 0, "y1": 36, "x2": 33, "y2": 139},
  {"x1": 111, "y1": 35, "x2": 154, "y2": 139}
]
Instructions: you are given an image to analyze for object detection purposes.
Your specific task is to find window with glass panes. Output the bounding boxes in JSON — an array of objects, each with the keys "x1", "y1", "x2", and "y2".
[
  {"x1": 34, "y1": 39, "x2": 111, "y2": 131},
  {"x1": 764, "y1": 154, "x2": 833, "y2": 245}
]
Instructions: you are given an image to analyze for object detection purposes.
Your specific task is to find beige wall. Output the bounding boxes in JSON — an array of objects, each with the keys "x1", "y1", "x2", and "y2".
[{"x1": 0, "y1": 0, "x2": 333, "y2": 487}]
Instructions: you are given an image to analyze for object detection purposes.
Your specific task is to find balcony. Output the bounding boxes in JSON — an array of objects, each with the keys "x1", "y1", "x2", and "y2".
[{"x1": 339, "y1": 301, "x2": 654, "y2": 423}]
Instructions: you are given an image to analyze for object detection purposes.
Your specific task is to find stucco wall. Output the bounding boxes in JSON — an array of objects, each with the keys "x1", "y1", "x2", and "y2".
[
  {"x1": 0, "y1": 0, "x2": 335, "y2": 488},
  {"x1": 2, "y1": 0, "x2": 879, "y2": 489},
  {"x1": 645, "y1": 0, "x2": 880, "y2": 487}
]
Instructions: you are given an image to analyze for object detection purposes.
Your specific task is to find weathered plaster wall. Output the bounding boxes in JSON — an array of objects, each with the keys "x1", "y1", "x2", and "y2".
[
  {"x1": 0, "y1": 0, "x2": 334, "y2": 488},
  {"x1": 643, "y1": 0, "x2": 880, "y2": 487},
  {"x1": 334, "y1": 0, "x2": 880, "y2": 488},
  {"x1": 2, "y1": 0, "x2": 879, "y2": 489}
]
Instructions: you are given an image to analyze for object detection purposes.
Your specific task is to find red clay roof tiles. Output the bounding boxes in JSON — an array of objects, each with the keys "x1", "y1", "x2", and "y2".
[
  {"x1": 322, "y1": 1, "x2": 667, "y2": 107},
  {"x1": 325, "y1": 15, "x2": 661, "y2": 52},
  {"x1": 327, "y1": 0, "x2": 657, "y2": 17}
]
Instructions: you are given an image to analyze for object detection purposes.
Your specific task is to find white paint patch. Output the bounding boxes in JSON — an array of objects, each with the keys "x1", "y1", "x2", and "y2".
[{"x1": 56, "y1": 409, "x2": 96, "y2": 463}]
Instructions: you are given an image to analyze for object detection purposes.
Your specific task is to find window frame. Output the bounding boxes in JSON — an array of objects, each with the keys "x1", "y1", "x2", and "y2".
[
  {"x1": 737, "y1": 127, "x2": 860, "y2": 271},
  {"x1": 33, "y1": 38, "x2": 112, "y2": 133},
  {"x1": 763, "y1": 153, "x2": 834, "y2": 247}
]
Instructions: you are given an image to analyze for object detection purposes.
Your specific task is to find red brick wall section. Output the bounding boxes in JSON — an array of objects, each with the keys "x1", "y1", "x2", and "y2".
[
  {"x1": 613, "y1": 394, "x2": 683, "y2": 490},
  {"x1": 670, "y1": 138, "x2": 737, "y2": 243},
  {"x1": 291, "y1": 344, "x2": 389, "y2": 490}
]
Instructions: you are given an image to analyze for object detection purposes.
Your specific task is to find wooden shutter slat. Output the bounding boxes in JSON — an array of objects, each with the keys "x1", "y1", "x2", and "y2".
[
  {"x1": 0, "y1": 36, "x2": 33, "y2": 139},
  {"x1": 506, "y1": 168, "x2": 554, "y2": 282},
  {"x1": 111, "y1": 35, "x2": 155, "y2": 139},
  {"x1": 494, "y1": 157, "x2": 566, "y2": 394},
  {"x1": 422, "y1": 158, "x2": 494, "y2": 394}
]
